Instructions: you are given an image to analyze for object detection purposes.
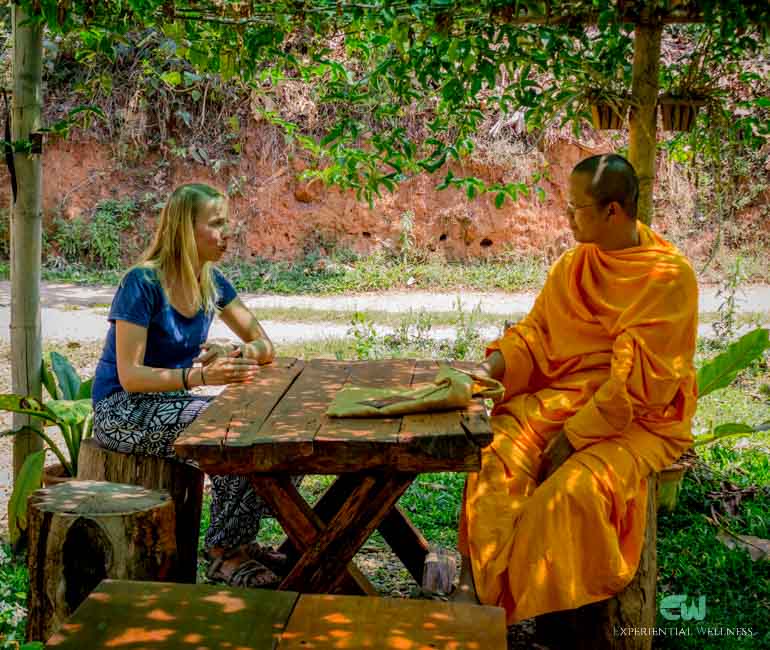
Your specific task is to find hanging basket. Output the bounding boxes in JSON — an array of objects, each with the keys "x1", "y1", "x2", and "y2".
[
  {"x1": 658, "y1": 95, "x2": 706, "y2": 132},
  {"x1": 590, "y1": 101, "x2": 628, "y2": 130}
]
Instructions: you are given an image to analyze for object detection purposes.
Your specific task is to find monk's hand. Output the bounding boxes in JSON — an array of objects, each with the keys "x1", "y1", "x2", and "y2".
[
  {"x1": 194, "y1": 342, "x2": 239, "y2": 367},
  {"x1": 539, "y1": 430, "x2": 575, "y2": 484}
]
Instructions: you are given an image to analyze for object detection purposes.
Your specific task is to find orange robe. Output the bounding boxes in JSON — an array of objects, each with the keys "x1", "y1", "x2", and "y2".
[{"x1": 458, "y1": 223, "x2": 698, "y2": 624}]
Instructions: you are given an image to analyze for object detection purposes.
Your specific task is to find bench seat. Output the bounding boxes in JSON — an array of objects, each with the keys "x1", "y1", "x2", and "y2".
[{"x1": 46, "y1": 579, "x2": 506, "y2": 649}]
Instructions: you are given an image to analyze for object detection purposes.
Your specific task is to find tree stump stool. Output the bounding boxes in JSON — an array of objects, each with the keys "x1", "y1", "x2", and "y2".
[
  {"x1": 26, "y1": 480, "x2": 178, "y2": 643},
  {"x1": 534, "y1": 475, "x2": 659, "y2": 650},
  {"x1": 77, "y1": 437, "x2": 204, "y2": 583}
]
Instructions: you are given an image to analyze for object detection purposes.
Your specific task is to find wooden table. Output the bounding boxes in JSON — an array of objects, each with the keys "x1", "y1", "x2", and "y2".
[
  {"x1": 175, "y1": 358, "x2": 493, "y2": 596},
  {"x1": 46, "y1": 579, "x2": 507, "y2": 649}
]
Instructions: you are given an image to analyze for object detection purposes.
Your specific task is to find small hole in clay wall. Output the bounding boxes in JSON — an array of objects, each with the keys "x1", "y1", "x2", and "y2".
[
  {"x1": 480, "y1": 238, "x2": 493, "y2": 247},
  {"x1": 439, "y1": 233, "x2": 447, "y2": 241},
  {"x1": 362, "y1": 231, "x2": 371, "y2": 238}
]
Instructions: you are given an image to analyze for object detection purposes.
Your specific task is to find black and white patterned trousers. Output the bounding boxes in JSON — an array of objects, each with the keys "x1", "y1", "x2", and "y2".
[{"x1": 93, "y1": 390, "x2": 297, "y2": 550}]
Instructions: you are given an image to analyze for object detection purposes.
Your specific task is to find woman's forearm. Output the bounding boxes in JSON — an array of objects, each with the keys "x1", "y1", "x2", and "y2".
[
  {"x1": 119, "y1": 364, "x2": 191, "y2": 393},
  {"x1": 241, "y1": 338, "x2": 274, "y2": 364}
]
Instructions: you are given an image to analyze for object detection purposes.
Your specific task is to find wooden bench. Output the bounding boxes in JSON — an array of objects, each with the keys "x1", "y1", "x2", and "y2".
[
  {"x1": 26, "y1": 481, "x2": 178, "y2": 643},
  {"x1": 45, "y1": 579, "x2": 508, "y2": 649},
  {"x1": 77, "y1": 438, "x2": 204, "y2": 583}
]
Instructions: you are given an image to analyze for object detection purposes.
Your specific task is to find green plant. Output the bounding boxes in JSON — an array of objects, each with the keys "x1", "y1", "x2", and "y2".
[
  {"x1": 88, "y1": 199, "x2": 136, "y2": 269},
  {"x1": 448, "y1": 298, "x2": 482, "y2": 361},
  {"x1": 348, "y1": 312, "x2": 385, "y2": 361},
  {"x1": 694, "y1": 327, "x2": 770, "y2": 446},
  {"x1": 660, "y1": 327, "x2": 770, "y2": 512},
  {"x1": 712, "y1": 256, "x2": 749, "y2": 343},
  {"x1": 1, "y1": 352, "x2": 94, "y2": 545},
  {"x1": 0, "y1": 542, "x2": 30, "y2": 647}
]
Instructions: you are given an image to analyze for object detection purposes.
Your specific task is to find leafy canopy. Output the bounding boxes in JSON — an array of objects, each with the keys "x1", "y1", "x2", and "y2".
[{"x1": 18, "y1": 0, "x2": 770, "y2": 203}]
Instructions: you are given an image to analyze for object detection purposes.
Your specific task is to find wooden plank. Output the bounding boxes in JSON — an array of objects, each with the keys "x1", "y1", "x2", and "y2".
[
  {"x1": 399, "y1": 360, "x2": 492, "y2": 456},
  {"x1": 225, "y1": 360, "x2": 305, "y2": 445},
  {"x1": 280, "y1": 473, "x2": 415, "y2": 593},
  {"x1": 278, "y1": 593, "x2": 507, "y2": 650},
  {"x1": 256, "y1": 358, "x2": 351, "y2": 442},
  {"x1": 315, "y1": 358, "x2": 417, "y2": 444},
  {"x1": 46, "y1": 579, "x2": 299, "y2": 649},
  {"x1": 174, "y1": 358, "x2": 303, "y2": 462},
  {"x1": 248, "y1": 474, "x2": 376, "y2": 596}
]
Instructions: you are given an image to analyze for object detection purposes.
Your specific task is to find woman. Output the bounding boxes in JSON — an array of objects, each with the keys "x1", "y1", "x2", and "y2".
[{"x1": 92, "y1": 183, "x2": 285, "y2": 588}]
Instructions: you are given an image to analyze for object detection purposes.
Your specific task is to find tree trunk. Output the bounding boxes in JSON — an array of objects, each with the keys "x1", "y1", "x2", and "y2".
[
  {"x1": 26, "y1": 480, "x2": 178, "y2": 643},
  {"x1": 77, "y1": 437, "x2": 205, "y2": 583},
  {"x1": 628, "y1": 12, "x2": 662, "y2": 225},
  {"x1": 535, "y1": 476, "x2": 658, "y2": 650},
  {"x1": 11, "y1": 3, "x2": 44, "y2": 479}
]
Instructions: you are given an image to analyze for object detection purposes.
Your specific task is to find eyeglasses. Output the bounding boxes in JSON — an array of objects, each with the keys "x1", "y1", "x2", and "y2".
[{"x1": 566, "y1": 201, "x2": 596, "y2": 215}]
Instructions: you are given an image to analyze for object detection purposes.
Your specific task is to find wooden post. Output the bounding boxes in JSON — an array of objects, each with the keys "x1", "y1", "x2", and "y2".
[
  {"x1": 628, "y1": 9, "x2": 663, "y2": 225},
  {"x1": 25, "y1": 480, "x2": 178, "y2": 642},
  {"x1": 10, "y1": 3, "x2": 44, "y2": 478}
]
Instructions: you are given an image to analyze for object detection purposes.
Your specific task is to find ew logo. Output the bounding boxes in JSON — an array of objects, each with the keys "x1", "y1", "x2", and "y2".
[{"x1": 660, "y1": 594, "x2": 707, "y2": 621}]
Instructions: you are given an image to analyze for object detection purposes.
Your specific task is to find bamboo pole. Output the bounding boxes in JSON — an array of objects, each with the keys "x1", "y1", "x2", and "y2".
[
  {"x1": 11, "y1": 4, "x2": 44, "y2": 479},
  {"x1": 628, "y1": 11, "x2": 663, "y2": 225}
]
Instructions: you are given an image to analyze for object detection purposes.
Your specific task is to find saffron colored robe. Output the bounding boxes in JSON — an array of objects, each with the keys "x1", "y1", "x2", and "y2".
[{"x1": 458, "y1": 223, "x2": 698, "y2": 624}]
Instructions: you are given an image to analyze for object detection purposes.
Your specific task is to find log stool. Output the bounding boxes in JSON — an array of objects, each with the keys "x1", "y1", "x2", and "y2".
[
  {"x1": 534, "y1": 475, "x2": 659, "y2": 650},
  {"x1": 77, "y1": 437, "x2": 204, "y2": 583},
  {"x1": 26, "y1": 480, "x2": 178, "y2": 642}
]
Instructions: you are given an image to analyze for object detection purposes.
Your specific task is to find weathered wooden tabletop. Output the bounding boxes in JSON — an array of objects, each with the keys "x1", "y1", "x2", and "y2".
[{"x1": 175, "y1": 357, "x2": 493, "y2": 474}]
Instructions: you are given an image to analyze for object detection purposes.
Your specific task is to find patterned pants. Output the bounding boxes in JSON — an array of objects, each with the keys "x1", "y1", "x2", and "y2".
[{"x1": 93, "y1": 390, "x2": 297, "y2": 550}]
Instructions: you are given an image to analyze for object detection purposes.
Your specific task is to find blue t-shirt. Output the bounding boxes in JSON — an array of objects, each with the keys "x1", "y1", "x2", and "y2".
[{"x1": 92, "y1": 266, "x2": 238, "y2": 404}]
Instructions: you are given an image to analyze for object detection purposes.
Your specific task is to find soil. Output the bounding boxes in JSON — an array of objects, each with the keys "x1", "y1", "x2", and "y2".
[{"x1": 3, "y1": 129, "x2": 763, "y2": 272}]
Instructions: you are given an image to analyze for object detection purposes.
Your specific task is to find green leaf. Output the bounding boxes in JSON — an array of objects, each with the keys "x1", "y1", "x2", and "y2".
[
  {"x1": 41, "y1": 354, "x2": 60, "y2": 401},
  {"x1": 494, "y1": 192, "x2": 505, "y2": 209},
  {"x1": 51, "y1": 351, "x2": 81, "y2": 400},
  {"x1": 8, "y1": 448, "x2": 46, "y2": 545},
  {"x1": 696, "y1": 328, "x2": 770, "y2": 397},
  {"x1": 76, "y1": 378, "x2": 93, "y2": 400},
  {"x1": 160, "y1": 71, "x2": 182, "y2": 87},
  {"x1": 694, "y1": 422, "x2": 757, "y2": 447},
  {"x1": 0, "y1": 394, "x2": 56, "y2": 424},
  {"x1": 45, "y1": 399, "x2": 93, "y2": 427}
]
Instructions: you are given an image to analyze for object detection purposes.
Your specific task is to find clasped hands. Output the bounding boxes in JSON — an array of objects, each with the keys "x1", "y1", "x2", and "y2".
[{"x1": 192, "y1": 341, "x2": 271, "y2": 386}]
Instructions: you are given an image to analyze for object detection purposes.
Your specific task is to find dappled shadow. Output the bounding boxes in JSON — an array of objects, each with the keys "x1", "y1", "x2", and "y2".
[
  {"x1": 46, "y1": 580, "x2": 299, "y2": 649},
  {"x1": 46, "y1": 582, "x2": 507, "y2": 649}
]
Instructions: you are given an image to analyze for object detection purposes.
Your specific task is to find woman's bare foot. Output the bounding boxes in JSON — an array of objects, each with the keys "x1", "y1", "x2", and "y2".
[{"x1": 451, "y1": 555, "x2": 480, "y2": 604}]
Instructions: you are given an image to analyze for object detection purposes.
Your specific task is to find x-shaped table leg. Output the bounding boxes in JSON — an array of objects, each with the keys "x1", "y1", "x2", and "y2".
[
  {"x1": 249, "y1": 472, "x2": 416, "y2": 594},
  {"x1": 277, "y1": 473, "x2": 431, "y2": 586}
]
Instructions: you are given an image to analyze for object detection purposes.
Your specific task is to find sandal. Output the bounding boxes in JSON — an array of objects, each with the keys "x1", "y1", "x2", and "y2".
[
  {"x1": 206, "y1": 550, "x2": 281, "y2": 589},
  {"x1": 242, "y1": 542, "x2": 290, "y2": 576}
]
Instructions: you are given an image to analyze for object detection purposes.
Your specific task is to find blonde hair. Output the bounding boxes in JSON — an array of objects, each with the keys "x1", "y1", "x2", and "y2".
[{"x1": 138, "y1": 183, "x2": 226, "y2": 314}]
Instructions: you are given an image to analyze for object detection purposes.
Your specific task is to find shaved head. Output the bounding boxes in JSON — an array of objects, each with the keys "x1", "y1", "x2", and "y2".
[{"x1": 572, "y1": 154, "x2": 639, "y2": 219}]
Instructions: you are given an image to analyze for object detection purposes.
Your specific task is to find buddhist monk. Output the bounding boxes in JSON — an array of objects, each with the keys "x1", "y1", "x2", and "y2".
[{"x1": 455, "y1": 153, "x2": 698, "y2": 623}]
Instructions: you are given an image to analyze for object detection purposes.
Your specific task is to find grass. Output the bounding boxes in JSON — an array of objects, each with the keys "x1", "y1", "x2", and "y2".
[
  {"x1": 0, "y1": 544, "x2": 29, "y2": 649},
  {"x1": 656, "y1": 450, "x2": 770, "y2": 649},
  {"x1": 0, "y1": 252, "x2": 549, "y2": 295}
]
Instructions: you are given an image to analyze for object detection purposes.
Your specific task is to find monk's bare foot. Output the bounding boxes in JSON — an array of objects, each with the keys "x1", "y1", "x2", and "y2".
[
  {"x1": 451, "y1": 582, "x2": 480, "y2": 604},
  {"x1": 451, "y1": 556, "x2": 480, "y2": 604}
]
